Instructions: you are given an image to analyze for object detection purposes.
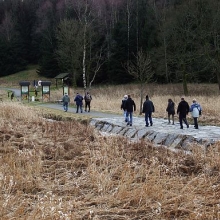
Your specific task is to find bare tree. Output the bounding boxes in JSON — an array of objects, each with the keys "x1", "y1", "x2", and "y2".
[
  {"x1": 56, "y1": 19, "x2": 83, "y2": 86},
  {"x1": 125, "y1": 49, "x2": 154, "y2": 114}
]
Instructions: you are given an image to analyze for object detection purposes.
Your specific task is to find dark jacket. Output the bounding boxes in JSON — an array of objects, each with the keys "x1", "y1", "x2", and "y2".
[
  {"x1": 84, "y1": 93, "x2": 92, "y2": 102},
  {"x1": 142, "y1": 99, "x2": 155, "y2": 113},
  {"x1": 74, "y1": 94, "x2": 83, "y2": 106},
  {"x1": 121, "y1": 98, "x2": 127, "y2": 111},
  {"x1": 177, "y1": 100, "x2": 189, "y2": 116},
  {"x1": 166, "y1": 101, "x2": 175, "y2": 115},
  {"x1": 125, "y1": 97, "x2": 136, "y2": 112}
]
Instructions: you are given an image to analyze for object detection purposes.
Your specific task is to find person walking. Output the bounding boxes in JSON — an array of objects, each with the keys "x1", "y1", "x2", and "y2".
[
  {"x1": 84, "y1": 92, "x2": 92, "y2": 112},
  {"x1": 177, "y1": 97, "x2": 190, "y2": 129},
  {"x1": 121, "y1": 95, "x2": 128, "y2": 122},
  {"x1": 166, "y1": 98, "x2": 175, "y2": 125},
  {"x1": 124, "y1": 95, "x2": 136, "y2": 126},
  {"x1": 189, "y1": 99, "x2": 202, "y2": 129},
  {"x1": 74, "y1": 93, "x2": 83, "y2": 113},
  {"x1": 62, "y1": 93, "x2": 70, "y2": 112},
  {"x1": 142, "y1": 95, "x2": 155, "y2": 127}
]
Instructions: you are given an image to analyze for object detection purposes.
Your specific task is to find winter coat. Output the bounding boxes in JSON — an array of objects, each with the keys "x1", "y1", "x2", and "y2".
[
  {"x1": 74, "y1": 94, "x2": 83, "y2": 106},
  {"x1": 62, "y1": 94, "x2": 70, "y2": 103},
  {"x1": 177, "y1": 100, "x2": 189, "y2": 116},
  {"x1": 142, "y1": 99, "x2": 155, "y2": 113},
  {"x1": 124, "y1": 97, "x2": 136, "y2": 112},
  {"x1": 190, "y1": 103, "x2": 202, "y2": 118},
  {"x1": 166, "y1": 101, "x2": 175, "y2": 115},
  {"x1": 121, "y1": 98, "x2": 127, "y2": 111}
]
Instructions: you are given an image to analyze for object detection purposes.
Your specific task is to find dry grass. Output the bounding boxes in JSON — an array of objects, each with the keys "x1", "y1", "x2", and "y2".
[
  {"x1": 49, "y1": 83, "x2": 220, "y2": 126},
  {"x1": 0, "y1": 101, "x2": 220, "y2": 219}
]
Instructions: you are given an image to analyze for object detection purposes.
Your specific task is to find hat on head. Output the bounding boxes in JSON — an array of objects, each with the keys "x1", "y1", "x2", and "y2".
[
  {"x1": 193, "y1": 98, "x2": 196, "y2": 103},
  {"x1": 124, "y1": 95, "x2": 128, "y2": 99}
]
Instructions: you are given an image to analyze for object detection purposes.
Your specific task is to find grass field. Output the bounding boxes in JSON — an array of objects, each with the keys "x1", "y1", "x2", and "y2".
[
  {"x1": 0, "y1": 102, "x2": 219, "y2": 219},
  {"x1": 0, "y1": 68, "x2": 220, "y2": 219}
]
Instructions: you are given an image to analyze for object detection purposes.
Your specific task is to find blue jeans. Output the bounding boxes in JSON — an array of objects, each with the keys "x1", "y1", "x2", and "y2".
[
  {"x1": 123, "y1": 110, "x2": 128, "y2": 122},
  {"x1": 63, "y1": 102, "x2": 68, "y2": 111},
  {"x1": 145, "y1": 111, "x2": 153, "y2": 126},
  {"x1": 126, "y1": 111, "x2": 133, "y2": 125}
]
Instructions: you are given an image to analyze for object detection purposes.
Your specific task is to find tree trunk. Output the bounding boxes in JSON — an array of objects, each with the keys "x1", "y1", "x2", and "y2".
[
  {"x1": 182, "y1": 71, "x2": 188, "y2": 96},
  {"x1": 139, "y1": 83, "x2": 144, "y2": 115},
  {"x1": 216, "y1": 70, "x2": 220, "y2": 95},
  {"x1": 82, "y1": 25, "x2": 87, "y2": 91},
  {"x1": 82, "y1": 2, "x2": 88, "y2": 92},
  {"x1": 163, "y1": 36, "x2": 169, "y2": 82}
]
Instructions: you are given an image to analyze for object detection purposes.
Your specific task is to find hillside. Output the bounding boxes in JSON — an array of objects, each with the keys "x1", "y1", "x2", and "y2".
[{"x1": 0, "y1": 65, "x2": 54, "y2": 87}]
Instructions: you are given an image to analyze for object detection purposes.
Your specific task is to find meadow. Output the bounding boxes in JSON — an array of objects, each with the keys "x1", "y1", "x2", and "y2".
[
  {"x1": 0, "y1": 81, "x2": 220, "y2": 219},
  {"x1": 49, "y1": 83, "x2": 220, "y2": 126}
]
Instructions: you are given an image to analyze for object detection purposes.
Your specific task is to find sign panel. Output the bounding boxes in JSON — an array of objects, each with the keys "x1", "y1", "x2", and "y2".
[
  {"x1": 21, "y1": 86, "x2": 28, "y2": 94},
  {"x1": 42, "y1": 86, "x2": 49, "y2": 94},
  {"x1": 64, "y1": 86, "x2": 68, "y2": 95}
]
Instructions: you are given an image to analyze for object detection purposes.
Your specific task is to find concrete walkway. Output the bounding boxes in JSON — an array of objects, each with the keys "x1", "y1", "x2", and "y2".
[
  {"x1": 40, "y1": 103, "x2": 220, "y2": 149},
  {"x1": 4, "y1": 88, "x2": 218, "y2": 148}
]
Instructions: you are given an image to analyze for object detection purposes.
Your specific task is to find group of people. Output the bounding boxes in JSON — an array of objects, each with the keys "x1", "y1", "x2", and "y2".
[
  {"x1": 62, "y1": 92, "x2": 92, "y2": 113},
  {"x1": 121, "y1": 95, "x2": 202, "y2": 129}
]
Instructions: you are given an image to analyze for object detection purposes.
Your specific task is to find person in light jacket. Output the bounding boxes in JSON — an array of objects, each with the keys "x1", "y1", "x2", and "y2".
[{"x1": 189, "y1": 99, "x2": 202, "y2": 129}]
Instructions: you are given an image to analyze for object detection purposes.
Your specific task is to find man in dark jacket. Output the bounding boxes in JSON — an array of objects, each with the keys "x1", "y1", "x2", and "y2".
[
  {"x1": 142, "y1": 95, "x2": 155, "y2": 127},
  {"x1": 74, "y1": 93, "x2": 83, "y2": 113},
  {"x1": 121, "y1": 95, "x2": 128, "y2": 122},
  {"x1": 124, "y1": 95, "x2": 136, "y2": 126},
  {"x1": 177, "y1": 97, "x2": 190, "y2": 129}
]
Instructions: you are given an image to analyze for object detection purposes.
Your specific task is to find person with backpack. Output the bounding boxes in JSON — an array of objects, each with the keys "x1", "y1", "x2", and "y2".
[
  {"x1": 124, "y1": 95, "x2": 136, "y2": 126},
  {"x1": 121, "y1": 95, "x2": 128, "y2": 122},
  {"x1": 189, "y1": 99, "x2": 202, "y2": 129},
  {"x1": 62, "y1": 93, "x2": 70, "y2": 112},
  {"x1": 166, "y1": 98, "x2": 175, "y2": 125},
  {"x1": 177, "y1": 97, "x2": 190, "y2": 129},
  {"x1": 74, "y1": 93, "x2": 83, "y2": 113},
  {"x1": 142, "y1": 95, "x2": 155, "y2": 127},
  {"x1": 84, "y1": 92, "x2": 92, "y2": 112}
]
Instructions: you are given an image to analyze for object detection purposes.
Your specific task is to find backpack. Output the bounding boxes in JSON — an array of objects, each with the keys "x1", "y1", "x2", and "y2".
[
  {"x1": 85, "y1": 94, "x2": 91, "y2": 101},
  {"x1": 196, "y1": 106, "x2": 202, "y2": 115}
]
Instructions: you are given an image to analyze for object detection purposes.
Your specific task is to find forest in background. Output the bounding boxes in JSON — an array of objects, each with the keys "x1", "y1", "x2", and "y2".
[{"x1": 1, "y1": 0, "x2": 220, "y2": 91}]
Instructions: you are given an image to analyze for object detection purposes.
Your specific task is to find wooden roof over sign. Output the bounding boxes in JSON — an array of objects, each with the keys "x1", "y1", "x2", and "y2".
[{"x1": 54, "y1": 73, "x2": 70, "y2": 79}]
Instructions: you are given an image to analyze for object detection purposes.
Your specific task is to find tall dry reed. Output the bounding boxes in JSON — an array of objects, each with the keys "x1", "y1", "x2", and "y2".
[{"x1": 0, "y1": 102, "x2": 220, "y2": 219}]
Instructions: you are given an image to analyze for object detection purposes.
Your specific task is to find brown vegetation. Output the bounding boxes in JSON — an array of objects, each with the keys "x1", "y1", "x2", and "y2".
[
  {"x1": 0, "y1": 99, "x2": 220, "y2": 219},
  {"x1": 50, "y1": 83, "x2": 220, "y2": 126}
]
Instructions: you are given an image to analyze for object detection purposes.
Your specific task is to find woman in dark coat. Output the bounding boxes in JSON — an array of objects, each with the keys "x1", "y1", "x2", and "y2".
[{"x1": 166, "y1": 98, "x2": 175, "y2": 125}]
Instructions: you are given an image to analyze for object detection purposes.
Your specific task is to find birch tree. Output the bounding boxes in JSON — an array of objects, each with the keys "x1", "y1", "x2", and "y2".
[{"x1": 56, "y1": 19, "x2": 83, "y2": 86}]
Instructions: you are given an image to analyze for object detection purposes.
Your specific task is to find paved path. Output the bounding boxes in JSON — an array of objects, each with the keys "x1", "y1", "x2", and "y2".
[
  {"x1": 40, "y1": 103, "x2": 220, "y2": 148},
  {"x1": 39, "y1": 103, "x2": 121, "y2": 118},
  {"x1": 0, "y1": 85, "x2": 219, "y2": 149}
]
